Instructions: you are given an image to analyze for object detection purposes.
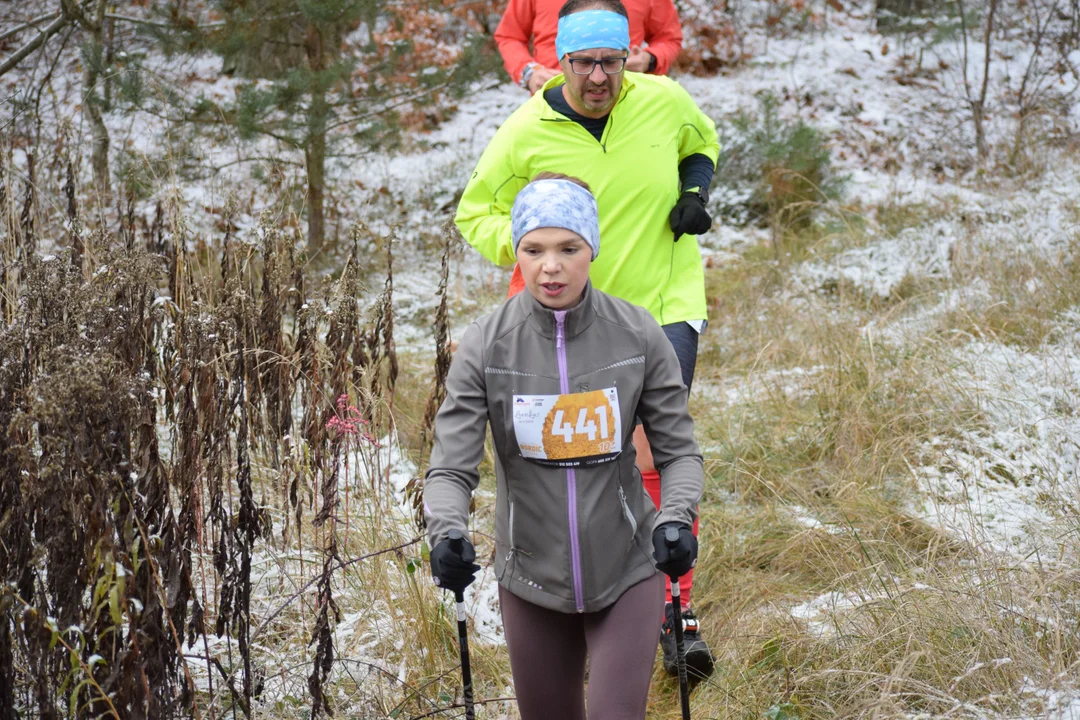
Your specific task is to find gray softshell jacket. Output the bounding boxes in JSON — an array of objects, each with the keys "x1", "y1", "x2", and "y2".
[{"x1": 424, "y1": 282, "x2": 704, "y2": 614}]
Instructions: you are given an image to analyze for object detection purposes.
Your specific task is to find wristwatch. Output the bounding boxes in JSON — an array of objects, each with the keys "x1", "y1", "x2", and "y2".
[
  {"x1": 683, "y1": 186, "x2": 709, "y2": 204},
  {"x1": 520, "y1": 61, "x2": 540, "y2": 89}
]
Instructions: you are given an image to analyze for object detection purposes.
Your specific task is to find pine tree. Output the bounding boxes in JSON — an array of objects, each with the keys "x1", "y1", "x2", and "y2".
[{"x1": 154, "y1": 0, "x2": 502, "y2": 252}]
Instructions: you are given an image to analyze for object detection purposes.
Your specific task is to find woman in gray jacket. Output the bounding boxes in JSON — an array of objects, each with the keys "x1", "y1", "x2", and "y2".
[{"x1": 425, "y1": 173, "x2": 704, "y2": 719}]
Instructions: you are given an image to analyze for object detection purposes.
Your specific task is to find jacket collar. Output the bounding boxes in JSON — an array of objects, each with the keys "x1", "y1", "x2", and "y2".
[
  {"x1": 520, "y1": 280, "x2": 597, "y2": 339},
  {"x1": 535, "y1": 72, "x2": 636, "y2": 122}
]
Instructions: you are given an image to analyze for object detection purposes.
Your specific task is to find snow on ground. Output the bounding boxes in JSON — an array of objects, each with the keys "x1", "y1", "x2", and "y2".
[
  {"x1": 789, "y1": 588, "x2": 871, "y2": 638},
  {"x1": 1017, "y1": 685, "x2": 1080, "y2": 720},
  {"x1": 796, "y1": 161, "x2": 1080, "y2": 300},
  {"x1": 914, "y1": 338, "x2": 1080, "y2": 558},
  {"x1": 799, "y1": 216, "x2": 956, "y2": 298},
  {"x1": 696, "y1": 365, "x2": 827, "y2": 409},
  {"x1": 787, "y1": 582, "x2": 938, "y2": 639},
  {"x1": 787, "y1": 504, "x2": 845, "y2": 534}
]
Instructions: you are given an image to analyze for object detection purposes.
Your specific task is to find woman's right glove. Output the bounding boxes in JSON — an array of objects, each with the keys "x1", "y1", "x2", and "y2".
[
  {"x1": 652, "y1": 522, "x2": 697, "y2": 578},
  {"x1": 430, "y1": 534, "x2": 480, "y2": 594}
]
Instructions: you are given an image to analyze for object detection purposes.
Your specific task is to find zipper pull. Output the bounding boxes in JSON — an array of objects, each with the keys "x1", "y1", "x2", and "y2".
[{"x1": 554, "y1": 311, "x2": 566, "y2": 349}]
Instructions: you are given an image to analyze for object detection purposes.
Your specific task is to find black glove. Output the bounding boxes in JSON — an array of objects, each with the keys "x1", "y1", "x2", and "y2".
[
  {"x1": 430, "y1": 533, "x2": 480, "y2": 595},
  {"x1": 652, "y1": 522, "x2": 697, "y2": 578},
  {"x1": 668, "y1": 192, "x2": 712, "y2": 241}
]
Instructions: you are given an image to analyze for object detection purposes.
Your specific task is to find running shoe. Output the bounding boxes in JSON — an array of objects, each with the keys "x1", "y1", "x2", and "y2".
[{"x1": 660, "y1": 603, "x2": 715, "y2": 682}]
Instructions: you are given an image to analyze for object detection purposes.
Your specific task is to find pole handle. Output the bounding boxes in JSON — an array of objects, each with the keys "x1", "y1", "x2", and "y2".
[
  {"x1": 448, "y1": 528, "x2": 465, "y2": 554},
  {"x1": 447, "y1": 530, "x2": 467, "y2": 603},
  {"x1": 665, "y1": 525, "x2": 683, "y2": 585}
]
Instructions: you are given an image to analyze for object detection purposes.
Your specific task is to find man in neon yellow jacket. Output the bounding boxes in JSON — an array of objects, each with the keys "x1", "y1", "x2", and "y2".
[
  {"x1": 455, "y1": 49, "x2": 718, "y2": 326},
  {"x1": 454, "y1": 0, "x2": 720, "y2": 682}
]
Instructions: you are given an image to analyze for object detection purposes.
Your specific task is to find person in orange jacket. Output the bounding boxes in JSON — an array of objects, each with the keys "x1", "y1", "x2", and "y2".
[{"x1": 495, "y1": 0, "x2": 684, "y2": 94}]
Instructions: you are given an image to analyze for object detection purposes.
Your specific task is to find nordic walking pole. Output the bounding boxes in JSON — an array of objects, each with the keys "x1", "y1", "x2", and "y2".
[
  {"x1": 665, "y1": 526, "x2": 692, "y2": 720},
  {"x1": 447, "y1": 530, "x2": 476, "y2": 720}
]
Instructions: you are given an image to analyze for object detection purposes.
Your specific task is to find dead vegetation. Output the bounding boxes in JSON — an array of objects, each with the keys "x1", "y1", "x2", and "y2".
[{"x1": 0, "y1": 134, "x2": 497, "y2": 718}]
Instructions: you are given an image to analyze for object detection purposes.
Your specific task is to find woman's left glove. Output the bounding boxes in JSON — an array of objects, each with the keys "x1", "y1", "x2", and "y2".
[
  {"x1": 652, "y1": 522, "x2": 697, "y2": 578},
  {"x1": 430, "y1": 535, "x2": 481, "y2": 594}
]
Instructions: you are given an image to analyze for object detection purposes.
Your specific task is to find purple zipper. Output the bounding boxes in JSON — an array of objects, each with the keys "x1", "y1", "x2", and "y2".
[{"x1": 554, "y1": 311, "x2": 585, "y2": 612}]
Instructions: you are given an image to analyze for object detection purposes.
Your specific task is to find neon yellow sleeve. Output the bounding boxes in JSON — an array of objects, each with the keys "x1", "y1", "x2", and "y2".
[
  {"x1": 672, "y1": 82, "x2": 720, "y2": 166},
  {"x1": 454, "y1": 125, "x2": 528, "y2": 268}
]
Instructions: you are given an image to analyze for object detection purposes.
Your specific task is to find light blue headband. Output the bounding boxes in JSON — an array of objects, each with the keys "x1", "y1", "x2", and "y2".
[
  {"x1": 555, "y1": 10, "x2": 630, "y2": 60},
  {"x1": 512, "y1": 179, "x2": 600, "y2": 260}
]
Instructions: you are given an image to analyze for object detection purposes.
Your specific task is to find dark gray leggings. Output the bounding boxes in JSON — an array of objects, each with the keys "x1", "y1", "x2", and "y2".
[{"x1": 499, "y1": 573, "x2": 665, "y2": 720}]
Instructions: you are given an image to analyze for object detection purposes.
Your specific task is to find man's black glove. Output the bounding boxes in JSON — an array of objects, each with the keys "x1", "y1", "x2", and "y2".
[
  {"x1": 652, "y1": 522, "x2": 697, "y2": 578},
  {"x1": 668, "y1": 192, "x2": 712, "y2": 241},
  {"x1": 430, "y1": 534, "x2": 480, "y2": 594}
]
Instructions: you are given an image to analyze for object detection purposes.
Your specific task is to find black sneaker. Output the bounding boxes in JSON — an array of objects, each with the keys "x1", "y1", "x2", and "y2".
[{"x1": 660, "y1": 603, "x2": 715, "y2": 682}]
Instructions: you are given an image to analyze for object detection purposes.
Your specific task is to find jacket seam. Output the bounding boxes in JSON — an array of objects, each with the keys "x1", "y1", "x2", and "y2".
[
  {"x1": 591, "y1": 314, "x2": 650, "y2": 355},
  {"x1": 678, "y1": 121, "x2": 708, "y2": 146},
  {"x1": 489, "y1": 298, "x2": 532, "y2": 344},
  {"x1": 489, "y1": 172, "x2": 531, "y2": 215}
]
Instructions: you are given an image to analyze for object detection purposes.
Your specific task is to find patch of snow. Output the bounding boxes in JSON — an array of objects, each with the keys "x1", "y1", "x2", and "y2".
[
  {"x1": 789, "y1": 589, "x2": 869, "y2": 638},
  {"x1": 696, "y1": 365, "x2": 826, "y2": 408},
  {"x1": 800, "y1": 218, "x2": 956, "y2": 298},
  {"x1": 1017, "y1": 683, "x2": 1080, "y2": 720},
  {"x1": 787, "y1": 505, "x2": 845, "y2": 535},
  {"x1": 914, "y1": 340, "x2": 1080, "y2": 557},
  {"x1": 466, "y1": 563, "x2": 505, "y2": 646}
]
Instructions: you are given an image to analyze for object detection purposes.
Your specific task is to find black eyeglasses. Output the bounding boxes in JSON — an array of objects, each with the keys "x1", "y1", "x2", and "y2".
[{"x1": 566, "y1": 56, "x2": 628, "y2": 75}]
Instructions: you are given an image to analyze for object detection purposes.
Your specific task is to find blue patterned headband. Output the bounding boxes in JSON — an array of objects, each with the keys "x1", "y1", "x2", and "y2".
[
  {"x1": 512, "y1": 179, "x2": 600, "y2": 260},
  {"x1": 555, "y1": 10, "x2": 630, "y2": 60}
]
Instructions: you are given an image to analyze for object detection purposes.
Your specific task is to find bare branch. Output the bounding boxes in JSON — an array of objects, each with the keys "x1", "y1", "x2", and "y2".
[
  {"x1": 0, "y1": 12, "x2": 70, "y2": 78},
  {"x1": 978, "y1": 0, "x2": 997, "y2": 110},
  {"x1": 103, "y1": 13, "x2": 227, "y2": 29},
  {"x1": 61, "y1": 0, "x2": 99, "y2": 32},
  {"x1": 0, "y1": 11, "x2": 60, "y2": 45},
  {"x1": 101, "y1": 10, "x2": 302, "y2": 30},
  {"x1": 956, "y1": 0, "x2": 972, "y2": 103}
]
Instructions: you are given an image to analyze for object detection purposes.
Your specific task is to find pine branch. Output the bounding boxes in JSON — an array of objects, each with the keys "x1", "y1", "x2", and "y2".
[
  {"x1": 211, "y1": 155, "x2": 305, "y2": 172},
  {"x1": 324, "y1": 74, "x2": 502, "y2": 134}
]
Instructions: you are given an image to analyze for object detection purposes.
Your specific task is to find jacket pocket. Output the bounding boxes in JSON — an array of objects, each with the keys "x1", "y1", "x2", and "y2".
[
  {"x1": 618, "y1": 484, "x2": 639, "y2": 551},
  {"x1": 508, "y1": 500, "x2": 516, "y2": 550},
  {"x1": 498, "y1": 499, "x2": 516, "y2": 582}
]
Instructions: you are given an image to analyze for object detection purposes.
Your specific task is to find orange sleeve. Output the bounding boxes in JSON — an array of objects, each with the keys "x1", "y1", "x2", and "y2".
[
  {"x1": 494, "y1": 0, "x2": 538, "y2": 85},
  {"x1": 643, "y1": 0, "x2": 683, "y2": 75},
  {"x1": 508, "y1": 264, "x2": 525, "y2": 298}
]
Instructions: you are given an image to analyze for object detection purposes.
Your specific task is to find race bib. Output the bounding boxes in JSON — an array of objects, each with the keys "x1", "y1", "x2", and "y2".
[{"x1": 512, "y1": 388, "x2": 622, "y2": 466}]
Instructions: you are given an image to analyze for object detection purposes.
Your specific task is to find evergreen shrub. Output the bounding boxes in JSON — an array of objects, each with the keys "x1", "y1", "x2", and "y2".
[{"x1": 714, "y1": 92, "x2": 846, "y2": 232}]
